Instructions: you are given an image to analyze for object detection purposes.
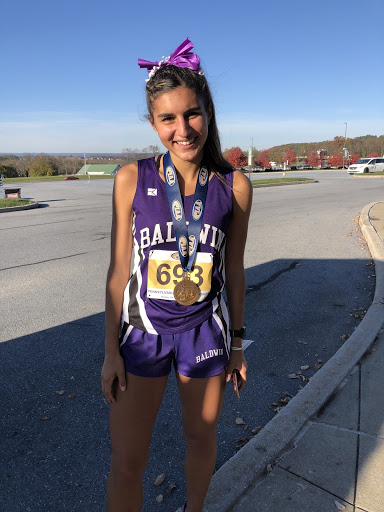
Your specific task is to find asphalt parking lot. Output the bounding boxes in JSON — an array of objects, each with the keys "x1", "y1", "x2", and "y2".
[{"x1": 0, "y1": 176, "x2": 376, "y2": 511}]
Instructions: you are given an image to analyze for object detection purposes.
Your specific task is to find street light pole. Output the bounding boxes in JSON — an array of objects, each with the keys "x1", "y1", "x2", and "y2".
[
  {"x1": 249, "y1": 138, "x2": 254, "y2": 181},
  {"x1": 343, "y1": 122, "x2": 347, "y2": 168},
  {"x1": 345, "y1": 122, "x2": 348, "y2": 166},
  {"x1": 251, "y1": 138, "x2": 254, "y2": 172}
]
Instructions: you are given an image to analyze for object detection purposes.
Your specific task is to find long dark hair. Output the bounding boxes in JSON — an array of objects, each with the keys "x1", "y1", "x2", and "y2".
[{"x1": 145, "y1": 65, "x2": 233, "y2": 174}]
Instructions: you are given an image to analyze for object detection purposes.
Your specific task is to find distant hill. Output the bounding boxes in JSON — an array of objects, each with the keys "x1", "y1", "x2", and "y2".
[
  {"x1": 2, "y1": 135, "x2": 384, "y2": 171},
  {"x1": 264, "y1": 135, "x2": 384, "y2": 162}
]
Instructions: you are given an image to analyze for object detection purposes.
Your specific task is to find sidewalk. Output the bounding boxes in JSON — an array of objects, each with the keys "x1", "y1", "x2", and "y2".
[
  {"x1": 203, "y1": 202, "x2": 384, "y2": 512},
  {"x1": 235, "y1": 327, "x2": 384, "y2": 512}
]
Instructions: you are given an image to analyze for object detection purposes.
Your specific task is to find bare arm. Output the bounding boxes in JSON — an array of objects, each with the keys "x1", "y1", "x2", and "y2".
[
  {"x1": 225, "y1": 170, "x2": 253, "y2": 389},
  {"x1": 101, "y1": 164, "x2": 138, "y2": 403}
]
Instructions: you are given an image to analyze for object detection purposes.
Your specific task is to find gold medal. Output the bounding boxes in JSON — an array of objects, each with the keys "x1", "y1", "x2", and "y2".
[{"x1": 173, "y1": 273, "x2": 200, "y2": 305}]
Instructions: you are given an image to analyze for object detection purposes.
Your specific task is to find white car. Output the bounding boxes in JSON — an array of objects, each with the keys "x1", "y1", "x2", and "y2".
[{"x1": 348, "y1": 157, "x2": 384, "y2": 174}]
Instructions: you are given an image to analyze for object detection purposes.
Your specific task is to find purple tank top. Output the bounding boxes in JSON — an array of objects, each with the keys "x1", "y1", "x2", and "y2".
[{"x1": 122, "y1": 157, "x2": 233, "y2": 334}]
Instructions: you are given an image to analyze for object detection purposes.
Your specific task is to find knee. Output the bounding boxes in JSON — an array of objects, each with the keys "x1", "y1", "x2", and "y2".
[
  {"x1": 183, "y1": 423, "x2": 217, "y2": 448},
  {"x1": 110, "y1": 450, "x2": 147, "y2": 481}
]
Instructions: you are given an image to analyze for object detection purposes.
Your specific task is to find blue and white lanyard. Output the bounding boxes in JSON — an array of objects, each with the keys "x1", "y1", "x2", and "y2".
[{"x1": 163, "y1": 151, "x2": 209, "y2": 273}]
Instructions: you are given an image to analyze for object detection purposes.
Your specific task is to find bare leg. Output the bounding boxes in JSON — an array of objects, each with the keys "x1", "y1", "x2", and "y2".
[
  {"x1": 107, "y1": 373, "x2": 168, "y2": 512},
  {"x1": 177, "y1": 371, "x2": 226, "y2": 512}
]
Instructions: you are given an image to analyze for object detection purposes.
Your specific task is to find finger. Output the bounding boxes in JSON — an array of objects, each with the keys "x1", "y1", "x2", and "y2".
[
  {"x1": 238, "y1": 370, "x2": 247, "y2": 391},
  {"x1": 118, "y1": 370, "x2": 127, "y2": 391},
  {"x1": 102, "y1": 377, "x2": 116, "y2": 404},
  {"x1": 226, "y1": 365, "x2": 235, "y2": 382},
  {"x1": 239, "y1": 361, "x2": 247, "y2": 377},
  {"x1": 103, "y1": 385, "x2": 115, "y2": 404}
]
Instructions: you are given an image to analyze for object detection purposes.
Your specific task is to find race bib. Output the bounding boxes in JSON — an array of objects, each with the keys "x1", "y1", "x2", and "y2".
[{"x1": 147, "y1": 250, "x2": 213, "y2": 302}]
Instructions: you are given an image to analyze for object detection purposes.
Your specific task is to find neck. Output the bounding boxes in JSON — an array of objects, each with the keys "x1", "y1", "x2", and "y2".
[
  {"x1": 171, "y1": 154, "x2": 203, "y2": 178},
  {"x1": 160, "y1": 154, "x2": 203, "y2": 196}
]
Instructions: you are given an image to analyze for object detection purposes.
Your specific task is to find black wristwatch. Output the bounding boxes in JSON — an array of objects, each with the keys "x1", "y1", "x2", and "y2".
[{"x1": 229, "y1": 327, "x2": 246, "y2": 339}]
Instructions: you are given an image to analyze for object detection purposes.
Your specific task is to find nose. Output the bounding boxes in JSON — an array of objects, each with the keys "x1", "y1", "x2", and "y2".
[{"x1": 176, "y1": 116, "x2": 191, "y2": 138}]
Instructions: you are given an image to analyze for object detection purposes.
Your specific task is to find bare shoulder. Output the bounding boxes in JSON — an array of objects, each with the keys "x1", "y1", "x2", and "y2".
[
  {"x1": 115, "y1": 163, "x2": 138, "y2": 188},
  {"x1": 233, "y1": 169, "x2": 252, "y2": 192},
  {"x1": 232, "y1": 170, "x2": 253, "y2": 212},
  {"x1": 226, "y1": 170, "x2": 252, "y2": 261},
  {"x1": 113, "y1": 163, "x2": 138, "y2": 210}
]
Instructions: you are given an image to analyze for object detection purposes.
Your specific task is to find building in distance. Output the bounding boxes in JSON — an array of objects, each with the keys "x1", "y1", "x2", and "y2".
[{"x1": 77, "y1": 164, "x2": 121, "y2": 175}]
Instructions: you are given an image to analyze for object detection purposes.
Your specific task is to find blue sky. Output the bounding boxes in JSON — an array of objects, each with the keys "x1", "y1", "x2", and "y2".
[{"x1": 1, "y1": 0, "x2": 383, "y2": 154}]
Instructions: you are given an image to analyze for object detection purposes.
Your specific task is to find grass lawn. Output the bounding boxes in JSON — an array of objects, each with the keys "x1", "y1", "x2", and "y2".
[
  {"x1": 1, "y1": 174, "x2": 115, "y2": 183},
  {"x1": 252, "y1": 177, "x2": 314, "y2": 186},
  {"x1": 0, "y1": 198, "x2": 35, "y2": 208}
]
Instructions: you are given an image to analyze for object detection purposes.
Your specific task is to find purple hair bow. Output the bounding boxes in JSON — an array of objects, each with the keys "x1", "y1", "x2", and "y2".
[{"x1": 138, "y1": 38, "x2": 201, "y2": 81}]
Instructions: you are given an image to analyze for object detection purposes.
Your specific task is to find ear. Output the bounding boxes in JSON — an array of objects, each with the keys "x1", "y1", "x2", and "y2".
[{"x1": 148, "y1": 116, "x2": 158, "y2": 133}]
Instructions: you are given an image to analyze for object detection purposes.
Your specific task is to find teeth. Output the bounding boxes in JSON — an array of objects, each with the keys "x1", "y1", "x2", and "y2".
[{"x1": 176, "y1": 140, "x2": 194, "y2": 145}]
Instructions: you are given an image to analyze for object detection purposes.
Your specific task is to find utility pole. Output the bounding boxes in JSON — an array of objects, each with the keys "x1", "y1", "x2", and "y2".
[
  {"x1": 248, "y1": 138, "x2": 254, "y2": 181},
  {"x1": 343, "y1": 122, "x2": 347, "y2": 169}
]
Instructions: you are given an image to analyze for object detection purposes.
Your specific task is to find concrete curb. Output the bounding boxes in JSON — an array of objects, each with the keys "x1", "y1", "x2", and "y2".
[
  {"x1": 352, "y1": 175, "x2": 384, "y2": 178},
  {"x1": 252, "y1": 180, "x2": 317, "y2": 188},
  {"x1": 360, "y1": 202, "x2": 384, "y2": 304},
  {"x1": 202, "y1": 202, "x2": 384, "y2": 512},
  {"x1": 0, "y1": 202, "x2": 39, "y2": 213}
]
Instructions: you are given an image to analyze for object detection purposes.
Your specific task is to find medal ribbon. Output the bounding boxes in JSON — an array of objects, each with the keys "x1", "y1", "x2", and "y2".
[{"x1": 163, "y1": 151, "x2": 209, "y2": 273}]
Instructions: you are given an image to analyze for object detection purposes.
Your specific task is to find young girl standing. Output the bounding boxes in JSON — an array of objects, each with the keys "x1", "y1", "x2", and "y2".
[{"x1": 101, "y1": 39, "x2": 252, "y2": 512}]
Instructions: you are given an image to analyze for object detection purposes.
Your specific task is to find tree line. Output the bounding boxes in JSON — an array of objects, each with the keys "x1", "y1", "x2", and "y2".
[
  {"x1": 1, "y1": 136, "x2": 383, "y2": 177},
  {"x1": 0, "y1": 154, "x2": 81, "y2": 177},
  {"x1": 0, "y1": 146, "x2": 161, "y2": 177},
  {"x1": 224, "y1": 134, "x2": 384, "y2": 169}
]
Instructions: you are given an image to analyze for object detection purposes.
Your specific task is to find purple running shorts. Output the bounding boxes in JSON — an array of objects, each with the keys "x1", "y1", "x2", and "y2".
[{"x1": 119, "y1": 315, "x2": 230, "y2": 378}]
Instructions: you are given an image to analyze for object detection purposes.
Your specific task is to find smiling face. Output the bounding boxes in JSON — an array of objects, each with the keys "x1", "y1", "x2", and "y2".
[{"x1": 149, "y1": 86, "x2": 211, "y2": 168}]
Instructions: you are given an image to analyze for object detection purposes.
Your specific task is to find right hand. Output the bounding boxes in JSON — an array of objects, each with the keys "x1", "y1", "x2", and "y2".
[{"x1": 101, "y1": 353, "x2": 127, "y2": 404}]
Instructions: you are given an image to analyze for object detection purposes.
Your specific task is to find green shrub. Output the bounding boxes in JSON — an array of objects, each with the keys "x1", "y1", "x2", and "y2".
[{"x1": 0, "y1": 163, "x2": 18, "y2": 178}]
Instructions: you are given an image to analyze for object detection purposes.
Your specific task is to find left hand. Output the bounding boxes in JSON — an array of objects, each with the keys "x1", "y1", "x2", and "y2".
[{"x1": 226, "y1": 349, "x2": 247, "y2": 391}]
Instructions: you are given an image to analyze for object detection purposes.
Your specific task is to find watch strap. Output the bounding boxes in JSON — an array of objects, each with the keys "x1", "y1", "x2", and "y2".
[{"x1": 229, "y1": 327, "x2": 246, "y2": 339}]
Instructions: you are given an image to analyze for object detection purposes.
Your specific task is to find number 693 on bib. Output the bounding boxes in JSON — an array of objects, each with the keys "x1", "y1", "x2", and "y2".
[{"x1": 147, "y1": 250, "x2": 213, "y2": 302}]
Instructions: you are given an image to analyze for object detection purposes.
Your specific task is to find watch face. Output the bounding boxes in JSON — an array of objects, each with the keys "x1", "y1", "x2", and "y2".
[{"x1": 230, "y1": 327, "x2": 246, "y2": 338}]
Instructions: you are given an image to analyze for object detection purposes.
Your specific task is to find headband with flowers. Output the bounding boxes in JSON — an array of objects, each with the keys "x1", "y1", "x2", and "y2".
[{"x1": 138, "y1": 38, "x2": 203, "y2": 82}]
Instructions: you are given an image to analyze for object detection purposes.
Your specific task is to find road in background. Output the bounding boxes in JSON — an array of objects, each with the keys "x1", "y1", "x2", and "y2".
[
  {"x1": 0, "y1": 172, "x2": 382, "y2": 511},
  {"x1": 248, "y1": 168, "x2": 350, "y2": 180},
  {"x1": 1, "y1": 180, "x2": 112, "y2": 341}
]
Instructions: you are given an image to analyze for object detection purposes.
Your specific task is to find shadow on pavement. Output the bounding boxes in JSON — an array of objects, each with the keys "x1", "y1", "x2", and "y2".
[
  {"x1": 1, "y1": 313, "x2": 186, "y2": 512},
  {"x1": 0, "y1": 256, "x2": 377, "y2": 512}
]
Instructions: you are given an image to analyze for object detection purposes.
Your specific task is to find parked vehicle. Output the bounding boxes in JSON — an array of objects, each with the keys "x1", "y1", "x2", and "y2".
[
  {"x1": 64, "y1": 176, "x2": 80, "y2": 180},
  {"x1": 348, "y1": 157, "x2": 384, "y2": 174}
]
